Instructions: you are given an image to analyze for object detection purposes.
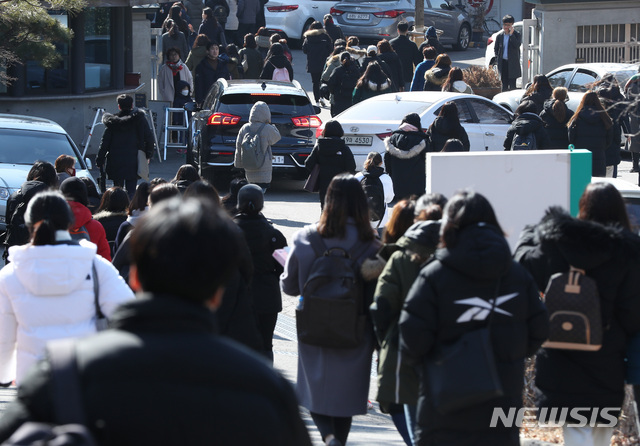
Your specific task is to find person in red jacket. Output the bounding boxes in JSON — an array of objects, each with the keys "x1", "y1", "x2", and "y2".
[{"x1": 60, "y1": 177, "x2": 111, "y2": 261}]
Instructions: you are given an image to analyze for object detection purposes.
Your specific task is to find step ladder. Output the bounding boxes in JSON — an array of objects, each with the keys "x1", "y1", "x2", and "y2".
[{"x1": 163, "y1": 107, "x2": 189, "y2": 160}]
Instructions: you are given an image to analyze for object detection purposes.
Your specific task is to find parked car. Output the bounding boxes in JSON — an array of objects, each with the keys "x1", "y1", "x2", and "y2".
[
  {"x1": 330, "y1": 0, "x2": 471, "y2": 50},
  {"x1": 265, "y1": 0, "x2": 337, "y2": 42},
  {"x1": 492, "y1": 63, "x2": 639, "y2": 112},
  {"x1": 0, "y1": 114, "x2": 98, "y2": 231},
  {"x1": 594, "y1": 177, "x2": 640, "y2": 234},
  {"x1": 315, "y1": 91, "x2": 513, "y2": 169},
  {"x1": 185, "y1": 79, "x2": 322, "y2": 185}
]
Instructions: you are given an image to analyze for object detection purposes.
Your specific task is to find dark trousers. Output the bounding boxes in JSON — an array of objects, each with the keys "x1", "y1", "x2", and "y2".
[
  {"x1": 310, "y1": 412, "x2": 352, "y2": 445},
  {"x1": 500, "y1": 61, "x2": 517, "y2": 91},
  {"x1": 237, "y1": 23, "x2": 256, "y2": 41},
  {"x1": 114, "y1": 178, "x2": 138, "y2": 198},
  {"x1": 255, "y1": 311, "x2": 278, "y2": 362},
  {"x1": 310, "y1": 72, "x2": 322, "y2": 103}
]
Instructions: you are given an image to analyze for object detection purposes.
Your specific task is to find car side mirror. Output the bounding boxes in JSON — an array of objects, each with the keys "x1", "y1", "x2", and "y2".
[
  {"x1": 184, "y1": 102, "x2": 199, "y2": 112},
  {"x1": 85, "y1": 158, "x2": 93, "y2": 170},
  {"x1": 313, "y1": 105, "x2": 321, "y2": 115}
]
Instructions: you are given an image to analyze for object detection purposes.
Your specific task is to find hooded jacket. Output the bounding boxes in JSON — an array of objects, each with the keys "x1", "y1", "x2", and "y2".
[
  {"x1": 383, "y1": 128, "x2": 430, "y2": 200},
  {"x1": 260, "y1": 44, "x2": 294, "y2": 81},
  {"x1": 302, "y1": 29, "x2": 333, "y2": 74},
  {"x1": 522, "y1": 86, "x2": 552, "y2": 114},
  {"x1": 324, "y1": 20, "x2": 344, "y2": 43},
  {"x1": 568, "y1": 106, "x2": 613, "y2": 176},
  {"x1": 327, "y1": 60, "x2": 360, "y2": 113},
  {"x1": 238, "y1": 47, "x2": 263, "y2": 79},
  {"x1": 93, "y1": 210, "x2": 128, "y2": 250},
  {"x1": 321, "y1": 53, "x2": 341, "y2": 83},
  {"x1": 423, "y1": 65, "x2": 450, "y2": 91},
  {"x1": 305, "y1": 136, "x2": 356, "y2": 206},
  {"x1": 352, "y1": 76, "x2": 392, "y2": 104},
  {"x1": 4, "y1": 181, "x2": 50, "y2": 249},
  {"x1": 68, "y1": 201, "x2": 111, "y2": 261},
  {"x1": 400, "y1": 224, "x2": 548, "y2": 437},
  {"x1": 539, "y1": 99, "x2": 574, "y2": 150},
  {"x1": 194, "y1": 56, "x2": 231, "y2": 103},
  {"x1": 185, "y1": 45, "x2": 208, "y2": 74},
  {"x1": 514, "y1": 207, "x2": 640, "y2": 422},
  {"x1": 234, "y1": 102, "x2": 281, "y2": 184},
  {"x1": 503, "y1": 112, "x2": 551, "y2": 150},
  {"x1": 378, "y1": 51, "x2": 404, "y2": 91},
  {"x1": 0, "y1": 241, "x2": 133, "y2": 384},
  {"x1": 427, "y1": 116, "x2": 471, "y2": 152}
]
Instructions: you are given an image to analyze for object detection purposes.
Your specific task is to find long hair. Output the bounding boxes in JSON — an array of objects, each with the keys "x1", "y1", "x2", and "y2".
[
  {"x1": 356, "y1": 61, "x2": 388, "y2": 90},
  {"x1": 441, "y1": 67, "x2": 464, "y2": 92},
  {"x1": 433, "y1": 53, "x2": 451, "y2": 70},
  {"x1": 377, "y1": 39, "x2": 393, "y2": 54},
  {"x1": 381, "y1": 198, "x2": 416, "y2": 244},
  {"x1": 551, "y1": 87, "x2": 568, "y2": 122},
  {"x1": 437, "y1": 101, "x2": 460, "y2": 122},
  {"x1": 363, "y1": 151, "x2": 382, "y2": 171},
  {"x1": 25, "y1": 191, "x2": 74, "y2": 246},
  {"x1": 567, "y1": 91, "x2": 612, "y2": 129},
  {"x1": 193, "y1": 34, "x2": 211, "y2": 49},
  {"x1": 128, "y1": 182, "x2": 151, "y2": 215},
  {"x1": 318, "y1": 174, "x2": 375, "y2": 241},
  {"x1": 524, "y1": 74, "x2": 551, "y2": 97},
  {"x1": 578, "y1": 182, "x2": 630, "y2": 230},
  {"x1": 202, "y1": 6, "x2": 219, "y2": 26},
  {"x1": 97, "y1": 187, "x2": 130, "y2": 213},
  {"x1": 441, "y1": 190, "x2": 504, "y2": 248}
]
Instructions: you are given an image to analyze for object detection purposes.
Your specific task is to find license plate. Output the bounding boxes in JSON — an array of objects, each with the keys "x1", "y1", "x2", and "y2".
[
  {"x1": 343, "y1": 136, "x2": 373, "y2": 146},
  {"x1": 346, "y1": 13, "x2": 369, "y2": 20},
  {"x1": 272, "y1": 156, "x2": 285, "y2": 164}
]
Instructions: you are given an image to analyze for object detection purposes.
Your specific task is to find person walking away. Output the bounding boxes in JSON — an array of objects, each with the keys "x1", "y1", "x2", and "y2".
[
  {"x1": 323, "y1": 14, "x2": 344, "y2": 43},
  {"x1": 344, "y1": 36, "x2": 367, "y2": 67},
  {"x1": 198, "y1": 7, "x2": 226, "y2": 46},
  {"x1": 97, "y1": 94, "x2": 155, "y2": 198},
  {"x1": 302, "y1": 21, "x2": 333, "y2": 105},
  {"x1": 233, "y1": 184, "x2": 287, "y2": 361},
  {"x1": 352, "y1": 61, "x2": 392, "y2": 104},
  {"x1": 160, "y1": 19, "x2": 190, "y2": 64},
  {"x1": 426, "y1": 101, "x2": 470, "y2": 152},
  {"x1": 355, "y1": 152, "x2": 394, "y2": 231},
  {"x1": 624, "y1": 66, "x2": 640, "y2": 172},
  {"x1": 410, "y1": 46, "x2": 436, "y2": 92},
  {"x1": 418, "y1": 26, "x2": 445, "y2": 56},
  {"x1": 265, "y1": 33, "x2": 292, "y2": 63},
  {"x1": 423, "y1": 53, "x2": 451, "y2": 91},
  {"x1": 503, "y1": 100, "x2": 551, "y2": 150},
  {"x1": 390, "y1": 21, "x2": 422, "y2": 91},
  {"x1": 194, "y1": 41, "x2": 231, "y2": 104},
  {"x1": 93, "y1": 187, "x2": 130, "y2": 257},
  {"x1": 114, "y1": 182, "x2": 150, "y2": 252},
  {"x1": 360, "y1": 46, "x2": 395, "y2": 90},
  {"x1": 384, "y1": 112, "x2": 430, "y2": 201},
  {"x1": 568, "y1": 91, "x2": 613, "y2": 177},
  {"x1": 377, "y1": 40, "x2": 404, "y2": 93},
  {"x1": 236, "y1": 0, "x2": 261, "y2": 41},
  {"x1": 234, "y1": 101, "x2": 281, "y2": 190},
  {"x1": 540, "y1": 87, "x2": 574, "y2": 150},
  {"x1": 441, "y1": 67, "x2": 473, "y2": 93},
  {"x1": 304, "y1": 120, "x2": 356, "y2": 208},
  {"x1": 260, "y1": 42, "x2": 293, "y2": 81},
  {"x1": 327, "y1": 52, "x2": 360, "y2": 117},
  {"x1": 596, "y1": 73, "x2": 627, "y2": 178},
  {"x1": 494, "y1": 14, "x2": 521, "y2": 91},
  {"x1": 380, "y1": 198, "x2": 417, "y2": 245},
  {"x1": 514, "y1": 182, "x2": 640, "y2": 446},
  {"x1": 54, "y1": 155, "x2": 76, "y2": 186},
  {"x1": 521, "y1": 74, "x2": 553, "y2": 114},
  {"x1": 238, "y1": 33, "x2": 263, "y2": 79},
  {"x1": 0, "y1": 196, "x2": 312, "y2": 446},
  {"x1": 321, "y1": 44, "x2": 347, "y2": 88},
  {"x1": 185, "y1": 34, "x2": 210, "y2": 76},
  {"x1": 0, "y1": 191, "x2": 133, "y2": 387},
  {"x1": 281, "y1": 174, "x2": 383, "y2": 446}
]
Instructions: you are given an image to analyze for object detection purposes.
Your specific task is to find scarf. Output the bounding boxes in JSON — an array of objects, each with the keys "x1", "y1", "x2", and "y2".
[{"x1": 166, "y1": 61, "x2": 183, "y2": 76}]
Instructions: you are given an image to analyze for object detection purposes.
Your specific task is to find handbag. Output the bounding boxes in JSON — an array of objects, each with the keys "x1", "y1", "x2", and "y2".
[
  {"x1": 426, "y1": 280, "x2": 504, "y2": 415},
  {"x1": 137, "y1": 150, "x2": 149, "y2": 181},
  {"x1": 303, "y1": 164, "x2": 320, "y2": 193}
]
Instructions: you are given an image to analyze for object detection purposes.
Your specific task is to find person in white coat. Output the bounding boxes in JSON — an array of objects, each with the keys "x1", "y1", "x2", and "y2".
[
  {"x1": 355, "y1": 151, "x2": 394, "y2": 231},
  {"x1": 158, "y1": 47, "x2": 194, "y2": 104},
  {"x1": 0, "y1": 192, "x2": 134, "y2": 385}
]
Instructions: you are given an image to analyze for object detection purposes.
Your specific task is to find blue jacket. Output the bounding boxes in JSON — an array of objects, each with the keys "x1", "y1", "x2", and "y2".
[{"x1": 410, "y1": 60, "x2": 434, "y2": 92}]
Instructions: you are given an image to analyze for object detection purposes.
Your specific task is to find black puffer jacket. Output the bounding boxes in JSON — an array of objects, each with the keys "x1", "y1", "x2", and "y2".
[
  {"x1": 400, "y1": 224, "x2": 548, "y2": 441},
  {"x1": 260, "y1": 45, "x2": 294, "y2": 81},
  {"x1": 324, "y1": 20, "x2": 344, "y2": 43},
  {"x1": 0, "y1": 294, "x2": 312, "y2": 446},
  {"x1": 4, "y1": 181, "x2": 50, "y2": 249},
  {"x1": 540, "y1": 99, "x2": 574, "y2": 150},
  {"x1": 377, "y1": 51, "x2": 404, "y2": 91},
  {"x1": 427, "y1": 116, "x2": 470, "y2": 152},
  {"x1": 305, "y1": 137, "x2": 356, "y2": 206},
  {"x1": 327, "y1": 61, "x2": 360, "y2": 114},
  {"x1": 301, "y1": 29, "x2": 332, "y2": 74},
  {"x1": 522, "y1": 86, "x2": 553, "y2": 114},
  {"x1": 568, "y1": 106, "x2": 613, "y2": 176},
  {"x1": 503, "y1": 112, "x2": 551, "y2": 150},
  {"x1": 514, "y1": 207, "x2": 640, "y2": 422},
  {"x1": 383, "y1": 129, "x2": 430, "y2": 200},
  {"x1": 97, "y1": 108, "x2": 155, "y2": 181}
]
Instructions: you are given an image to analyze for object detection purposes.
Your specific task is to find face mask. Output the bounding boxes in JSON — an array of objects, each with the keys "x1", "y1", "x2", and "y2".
[{"x1": 181, "y1": 89, "x2": 189, "y2": 96}]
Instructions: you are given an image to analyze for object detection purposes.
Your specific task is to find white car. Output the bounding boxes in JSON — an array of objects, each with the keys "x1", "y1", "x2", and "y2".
[
  {"x1": 315, "y1": 92, "x2": 514, "y2": 169},
  {"x1": 265, "y1": 0, "x2": 337, "y2": 42},
  {"x1": 492, "y1": 63, "x2": 639, "y2": 113},
  {"x1": 593, "y1": 177, "x2": 640, "y2": 234}
]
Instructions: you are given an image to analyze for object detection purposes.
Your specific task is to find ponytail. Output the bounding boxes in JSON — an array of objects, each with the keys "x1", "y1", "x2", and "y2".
[
  {"x1": 31, "y1": 219, "x2": 57, "y2": 246},
  {"x1": 552, "y1": 100, "x2": 566, "y2": 123}
]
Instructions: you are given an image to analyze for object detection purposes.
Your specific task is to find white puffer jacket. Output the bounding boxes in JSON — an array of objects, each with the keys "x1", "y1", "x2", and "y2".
[{"x1": 0, "y1": 241, "x2": 134, "y2": 384}]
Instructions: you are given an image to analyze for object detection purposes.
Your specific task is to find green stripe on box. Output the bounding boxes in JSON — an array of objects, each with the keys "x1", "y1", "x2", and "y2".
[{"x1": 569, "y1": 150, "x2": 592, "y2": 216}]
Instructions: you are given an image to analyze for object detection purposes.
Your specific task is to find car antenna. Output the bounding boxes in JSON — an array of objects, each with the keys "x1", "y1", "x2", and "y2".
[{"x1": 261, "y1": 82, "x2": 267, "y2": 91}]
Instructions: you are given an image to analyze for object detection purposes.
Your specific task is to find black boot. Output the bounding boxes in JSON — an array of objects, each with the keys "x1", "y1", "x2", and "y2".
[{"x1": 632, "y1": 152, "x2": 640, "y2": 173}]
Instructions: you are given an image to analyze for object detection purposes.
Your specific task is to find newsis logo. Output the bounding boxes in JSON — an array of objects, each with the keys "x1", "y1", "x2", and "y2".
[{"x1": 490, "y1": 407, "x2": 620, "y2": 428}]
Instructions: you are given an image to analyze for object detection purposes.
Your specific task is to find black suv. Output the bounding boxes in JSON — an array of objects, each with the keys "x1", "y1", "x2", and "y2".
[{"x1": 186, "y1": 79, "x2": 322, "y2": 185}]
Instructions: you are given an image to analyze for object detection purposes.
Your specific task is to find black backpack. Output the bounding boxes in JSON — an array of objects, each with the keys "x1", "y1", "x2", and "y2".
[
  {"x1": 360, "y1": 171, "x2": 385, "y2": 223},
  {"x1": 511, "y1": 131, "x2": 537, "y2": 150},
  {"x1": 542, "y1": 266, "x2": 602, "y2": 351},
  {"x1": 296, "y1": 227, "x2": 370, "y2": 349},
  {"x1": 3, "y1": 182, "x2": 49, "y2": 260}
]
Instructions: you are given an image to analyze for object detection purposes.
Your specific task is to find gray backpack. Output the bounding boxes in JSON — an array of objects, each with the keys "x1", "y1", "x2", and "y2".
[{"x1": 240, "y1": 122, "x2": 267, "y2": 170}]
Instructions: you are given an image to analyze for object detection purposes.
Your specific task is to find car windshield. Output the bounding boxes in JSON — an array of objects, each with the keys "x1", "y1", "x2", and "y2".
[
  {"x1": 0, "y1": 129, "x2": 79, "y2": 165},
  {"x1": 338, "y1": 99, "x2": 433, "y2": 121},
  {"x1": 218, "y1": 93, "x2": 314, "y2": 116}
]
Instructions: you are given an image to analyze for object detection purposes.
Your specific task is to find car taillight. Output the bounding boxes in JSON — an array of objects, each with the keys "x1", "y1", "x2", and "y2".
[
  {"x1": 292, "y1": 116, "x2": 322, "y2": 128},
  {"x1": 330, "y1": 7, "x2": 344, "y2": 16},
  {"x1": 267, "y1": 5, "x2": 298, "y2": 12},
  {"x1": 207, "y1": 113, "x2": 241, "y2": 126},
  {"x1": 487, "y1": 37, "x2": 494, "y2": 45},
  {"x1": 315, "y1": 127, "x2": 323, "y2": 138},
  {"x1": 373, "y1": 10, "x2": 405, "y2": 18},
  {"x1": 376, "y1": 132, "x2": 392, "y2": 140}
]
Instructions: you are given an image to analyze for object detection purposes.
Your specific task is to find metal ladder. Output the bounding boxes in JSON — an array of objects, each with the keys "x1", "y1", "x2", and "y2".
[{"x1": 163, "y1": 107, "x2": 189, "y2": 160}]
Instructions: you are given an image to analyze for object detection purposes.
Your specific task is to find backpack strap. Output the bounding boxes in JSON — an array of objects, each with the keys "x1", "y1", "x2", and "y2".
[
  {"x1": 47, "y1": 339, "x2": 87, "y2": 426},
  {"x1": 306, "y1": 225, "x2": 328, "y2": 258}
]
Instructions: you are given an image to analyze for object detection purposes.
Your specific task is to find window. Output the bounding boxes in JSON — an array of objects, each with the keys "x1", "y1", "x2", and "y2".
[
  {"x1": 435, "y1": 100, "x2": 473, "y2": 123},
  {"x1": 85, "y1": 8, "x2": 112, "y2": 90},
  {"x1": 548, "y1": 69, "x2": 573, "y2": 89},
  {"x1": 468, "y1": 99, "x2": 511, "y2": 124},
  {"x1": 569, "y1": 69, "x2": 598, "y2": 92}
]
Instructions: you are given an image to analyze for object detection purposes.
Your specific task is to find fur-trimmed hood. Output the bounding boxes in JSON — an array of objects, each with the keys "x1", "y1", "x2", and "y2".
[
  {"x1": 303, "y1": 28, "x2": 328, "y2": 39},
  {"x1": 102, "y1": 108, "x2": 145, "y2": 128},
  {"x1": 361, "y1": 256, "x2": 385, "y2": 281},
  {"x1": 93, "y1": 210, "x2": 128, "y2": 220},
  {"x1": 345, "y1": 46, "x2": 367, "y2": 61},
  {"x1": 366, "y1": 79, "x2": 391, "y2": 92},
  {"x1": 384, "y1": 136, "x2": 427, "y2": 159}
]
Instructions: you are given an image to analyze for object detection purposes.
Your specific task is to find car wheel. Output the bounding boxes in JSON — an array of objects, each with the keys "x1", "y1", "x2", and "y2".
[{"x1": 453, "y1": 24, "x2": 471, "y2": 51}]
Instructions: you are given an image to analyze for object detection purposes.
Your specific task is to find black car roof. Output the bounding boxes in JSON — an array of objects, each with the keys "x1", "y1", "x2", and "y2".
[{"x1": 219, "y1": 79, "x2": 308, "y2": 96}]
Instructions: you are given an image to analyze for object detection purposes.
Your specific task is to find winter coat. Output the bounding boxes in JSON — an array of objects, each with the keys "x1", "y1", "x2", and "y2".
[
  {"x1": 360, "y1": 56, "x2": 394, "y2": 90},
  {"x1": 302, "y1": 29, "x2": 333, "y2": 74},
  {"x1": 160, "y1": 31, "x2": 190, "y2": 63},
  {"x1": 158, "y1": 60, "x2": 193, "y2": 103},
  {"x1": 427, "y1": 116, "x2": 471, "y2": 152},
  {"x1": 352, "y1": 78, "x2": 392, "y2": 104},
  {"x1": 194, "y1": 56, "x2": 231, "y2": 103},
  {"x1": 260, "y1": 54, "x2": 294, "y2": 81},
  {"x1": 383, "y1": 130, "x2": 430, "y2": 200},
  {"x1": 514, "y1": 207, "x2": 640, "y2": 423},
  {"x1": 172, "y1": 80, "x2": 195, "y2": 111},
  {"x1": 183, "y1": 0, "x2": 204, "y2": 29},
  {"x1": 93, "y1": 210, "x2": 128, "y2": 252},
  {"x1": 324, "y1": 21, "x2": 344, "y2": 43},
  {"x1": 114, "y1": 210, "x2": 145, "y2": 253},
  {"x1": 198, "y1": 19, "x2": 226, "y2": 46},
  {"x1": 568, "y1": 106, "x2": 613, "y2": 177},
  {"x1": 597, "y1": 86, "x2": 627, "y2": 167},
  {"x1": 354, "y1": 166, "x2": 395, "y2": 229},
  {"x1": 423, "y1": 65, "x2": 450, "y2": 91},
  {"x1": 345, "y1": 46, "x2": 367, "y2": 66},
  {"x1": 447, "y1": 80, "x2": 473, "y2": 94},
  {"x1": 280, "y1": 221, "x2": 382, "y2": 417},
  {"x1": 327, "y1": 61, "x2": 360, "y2": 115},
  {"x1": 234, "y1": 102, "x2": 281, "y2": 184},
  {"x1": 304, "y1": 137, "x2": 356, "y2": 206},
  {"x1": 236, "y1": 0, "x2": 261, "y2": 24},
  {"x1": 540, "y1": 99, "x2": 574, "y2": 150},
  {"x1": 503, "y1": 112, "x2": 551, "y2": 151},
  {"x1": 0, "y1": 294, "x2": 312, "y2": 445},
  {"x1": 371, "y1": 220, "x2": 440, "y2": 407},
  {"x1": 389, "y1": 35, "x2": 422, "y2": 86},
  {"x1": 4, "y1": 181, "x2": 50, "y2": 250},
  {"x1": 494, "y1": 30, "x2": 522, "y2": 80},
  {"x1": 418, "y1": 37, "x2": 445, "y2": 56},
  {"x1": 97, "y1": 108, "x2": 155, "y2": 182},
  {"x1": 400, "y1": 224, "x2": 548, "y2": 442},
  {"x1": 185, "y1": 45, "x2": 207, "y2": 74},
  {"x1": 410, "y1": 59, "x2": 434, "y2": 92},
  {"x1": 238, "y1": 47, "x2": 263, "y2": 79},
  {"x1": 0, "y1": 240, "x2": 133, "y2": 384},
  {"x1": 321, "y1": 53, "x2": 341, "y2": 83},
  {"x1": 378, "y1": 52, "x2": 404, "y2": 91},
  {"x1": 234, "y1": 212, "x2": 287, "y2": 313},
  {"x1": 522, "y1": 86, "x2": 552, "y2": 114},
  {"x1": 68, "y1": 201, "x2": 111, "y2": 261}
]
